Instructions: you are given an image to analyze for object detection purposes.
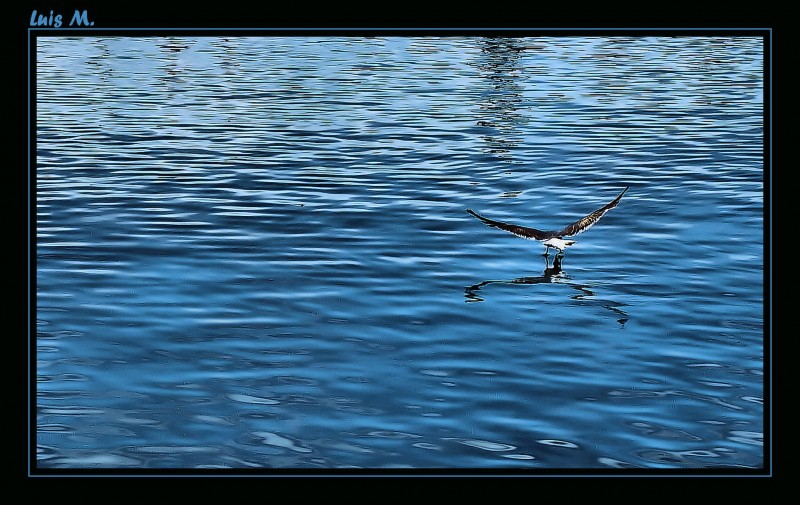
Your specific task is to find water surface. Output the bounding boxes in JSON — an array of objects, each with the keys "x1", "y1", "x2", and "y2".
[{"x1": 36, "y1": 36, "x2": 765, "y2": 470}]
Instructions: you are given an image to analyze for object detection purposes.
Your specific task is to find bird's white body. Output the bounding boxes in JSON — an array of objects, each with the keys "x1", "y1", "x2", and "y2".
[{"x1": 543, "y1": 238, "x2": 576, "y2": 252}]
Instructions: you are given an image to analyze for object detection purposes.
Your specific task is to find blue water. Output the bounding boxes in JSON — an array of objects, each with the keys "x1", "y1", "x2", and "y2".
[{"x1": 35, "y1": 37, "x2": 765, "y2": 470}]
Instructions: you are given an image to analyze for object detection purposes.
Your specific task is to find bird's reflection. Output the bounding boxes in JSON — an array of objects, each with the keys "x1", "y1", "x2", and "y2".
[{"x1": 465, "y1": 255, "x2": 629, "y2": 326}]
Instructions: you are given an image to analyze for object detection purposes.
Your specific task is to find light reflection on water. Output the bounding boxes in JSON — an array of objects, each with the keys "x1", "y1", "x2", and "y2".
[{"x1": 36, "y1": 36, "x2": 764, "y2": 470}]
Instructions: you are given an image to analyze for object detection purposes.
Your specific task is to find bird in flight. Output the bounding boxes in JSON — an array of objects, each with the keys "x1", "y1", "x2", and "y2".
[{"x1": 467, "y1": 186, "x2": 629, "y2": 256}]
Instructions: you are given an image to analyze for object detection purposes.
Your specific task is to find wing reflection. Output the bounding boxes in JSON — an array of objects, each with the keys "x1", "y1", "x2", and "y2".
[{"x1": 465, "y1": 255, "x2": 629, "y2": 326}]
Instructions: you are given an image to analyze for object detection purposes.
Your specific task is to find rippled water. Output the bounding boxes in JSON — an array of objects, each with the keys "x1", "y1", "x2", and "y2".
[{"x1": 35, "y1": 36, "x2": 765, "y2": 470}]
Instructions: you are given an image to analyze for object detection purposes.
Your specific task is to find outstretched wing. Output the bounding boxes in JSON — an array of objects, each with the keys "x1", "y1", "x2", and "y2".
[
  {"x1": 556, "y1": 186, "x2": 629, "y2": 237},
  {"x1": 466, "y1": 209, "x2": 555, "y2": 241}
]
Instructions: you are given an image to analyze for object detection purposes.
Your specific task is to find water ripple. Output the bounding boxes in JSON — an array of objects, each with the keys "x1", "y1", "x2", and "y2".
[
  {"x1": 459, "y1": 439, "x2": 516, "y2": 452},
  {"x1": 35, "y1": 35, "x2": 764, "y2": 470}
]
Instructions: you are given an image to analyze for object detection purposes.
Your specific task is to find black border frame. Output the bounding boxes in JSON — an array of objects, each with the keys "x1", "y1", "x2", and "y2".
[{"x1": 26, "y1": 23, "x2": 772, "y2": 479}]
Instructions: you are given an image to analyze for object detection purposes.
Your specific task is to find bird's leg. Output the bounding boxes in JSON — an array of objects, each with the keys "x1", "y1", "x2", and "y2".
[{"x1": 542, "y1": 245, "x2": 550, "y2": 257}]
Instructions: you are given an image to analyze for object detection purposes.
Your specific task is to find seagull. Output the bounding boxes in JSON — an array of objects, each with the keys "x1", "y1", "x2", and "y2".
[{"x1": 467, "y1": 186, "x2": 629, "y2": 256}]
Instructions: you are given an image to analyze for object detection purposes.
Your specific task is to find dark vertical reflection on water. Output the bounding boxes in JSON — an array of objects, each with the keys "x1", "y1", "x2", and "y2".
[
  {"x1": 474, "y1": 38, "x2": 526, "y2": 161},
  {"x1": 36, "y1": 37, "x2": 764, "y2": 470}
]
